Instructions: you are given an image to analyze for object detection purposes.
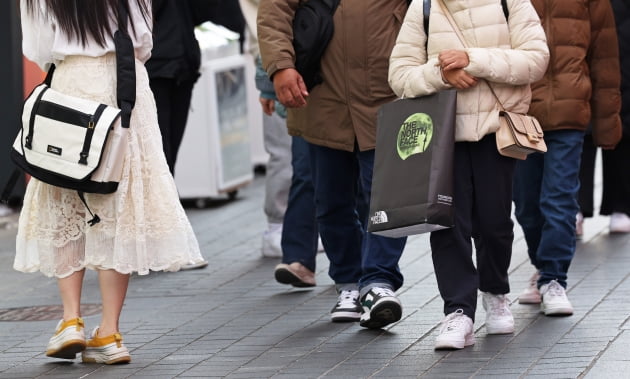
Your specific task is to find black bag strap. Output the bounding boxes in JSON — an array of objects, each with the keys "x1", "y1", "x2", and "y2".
[
  {"x1": 114, "y1": 0, "x2": 136, "y2": 129},
  {"x1": 423, "y1": 0, "x2": 430, "y2": 36},
  {"x1": 43, "y1": 64, "x2": 55, "y2": 86},
  {"x1": 81, "y1": 0, "x2": 136, "y2": 225}
]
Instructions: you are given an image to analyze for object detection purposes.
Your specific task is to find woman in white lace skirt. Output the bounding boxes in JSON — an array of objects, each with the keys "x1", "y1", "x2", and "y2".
[{"x1": 18, "y1": 0, "x2": 204, "y2": 364}]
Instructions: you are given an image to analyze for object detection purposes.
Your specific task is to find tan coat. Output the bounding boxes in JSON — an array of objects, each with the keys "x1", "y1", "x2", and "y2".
[
  {"x1": 529, "y1": 0, "x2": 621, "y2": 148},
  {"x1": 257, "y1": 0, "x2": 409, "y2": 152},
  {"x1": 388, "y1": 0, "x2": 549, "y2": 142}
]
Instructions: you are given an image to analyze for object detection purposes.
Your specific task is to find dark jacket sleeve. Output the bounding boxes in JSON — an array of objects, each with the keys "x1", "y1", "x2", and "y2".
[
  {"x1": 188, "y1": 0, "x2": 246, "y2": 37},
  {"x1": 146, "y1": 0, "x2": 201, "y2": 82},
  {"x1": 611, "y1": 0, "x2": 630, "y2": 136}
]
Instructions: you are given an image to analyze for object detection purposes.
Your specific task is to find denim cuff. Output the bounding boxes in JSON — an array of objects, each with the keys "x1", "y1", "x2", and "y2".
[{"x1": 335, "y1": 283, "x2": 359, "y2": 293}]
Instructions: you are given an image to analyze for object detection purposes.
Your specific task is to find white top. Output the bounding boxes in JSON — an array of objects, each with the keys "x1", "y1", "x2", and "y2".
[{"x1": 20, "y1": 0, "x2": 153, "y2": 70}]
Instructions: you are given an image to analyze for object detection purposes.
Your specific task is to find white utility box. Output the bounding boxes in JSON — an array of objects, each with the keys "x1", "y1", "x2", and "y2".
[{"x1": 174, "y1": 54, "x2": 253, "y2": 203}]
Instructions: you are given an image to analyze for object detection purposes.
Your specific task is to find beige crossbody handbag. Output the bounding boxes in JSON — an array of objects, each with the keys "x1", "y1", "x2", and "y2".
[{"x1": 436, "y1": 0, "x2": 547, "y2": 160}]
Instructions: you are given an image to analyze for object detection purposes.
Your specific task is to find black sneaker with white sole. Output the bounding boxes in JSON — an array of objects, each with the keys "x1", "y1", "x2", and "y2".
[
  {"x1": 330, "y1": 289, "x2": 362, "y2": 322},
  {"x1": 359, "y1": 287, "x2": 402, "y2": 329}
]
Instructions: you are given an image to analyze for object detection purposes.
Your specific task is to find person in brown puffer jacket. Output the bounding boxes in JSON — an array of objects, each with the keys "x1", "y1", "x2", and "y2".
[
  {"x1": 513, "y1": 0, "x2": 622, "y2": 316},
  {"x1": 577, "y1": 0, "x2": 630, "y2": 236}
]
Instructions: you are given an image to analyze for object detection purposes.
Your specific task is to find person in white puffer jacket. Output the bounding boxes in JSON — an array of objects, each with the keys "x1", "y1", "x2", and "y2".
[{"x1": 389, "y1": 0, "x2": 549, "y2": 350}]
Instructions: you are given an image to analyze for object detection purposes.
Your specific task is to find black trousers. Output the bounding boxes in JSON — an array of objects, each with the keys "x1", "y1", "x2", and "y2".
[
  {"x1": 579, "y1": 134, "x2": 630, "y2": 217},
  {"x1": 430, "y1": 134, "x2": 516, "y2": 321},
  {"x1": 150, "y1": 77, "x2": 196, "y2": 174}
]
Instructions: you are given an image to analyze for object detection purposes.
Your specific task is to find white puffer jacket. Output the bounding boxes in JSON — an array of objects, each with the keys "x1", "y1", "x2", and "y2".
[{"x1": 389, "y1": 0, "x2": 549, "y2": 142}]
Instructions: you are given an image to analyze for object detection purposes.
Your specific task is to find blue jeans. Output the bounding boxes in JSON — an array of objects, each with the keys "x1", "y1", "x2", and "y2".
[
  {"x1": 513, "y1": 129, "x2": 585, "y2": 288},
  {"x1": 308, "y1": 144, "x2": 407, "y2": 292},
  {"x1": 281, "y1": 137, "x2": 319, "y2": 271}
]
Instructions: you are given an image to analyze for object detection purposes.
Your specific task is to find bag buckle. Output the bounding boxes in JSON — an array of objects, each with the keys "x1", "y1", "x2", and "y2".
[{"x1": 527, "y1": 133, "x2": 539, "y2": 143}]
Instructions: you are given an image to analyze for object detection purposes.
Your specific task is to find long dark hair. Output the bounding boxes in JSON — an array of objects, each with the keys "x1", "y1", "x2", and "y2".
[{"x1": 24, "y1": 0, "x2": 151, "y2": 47}]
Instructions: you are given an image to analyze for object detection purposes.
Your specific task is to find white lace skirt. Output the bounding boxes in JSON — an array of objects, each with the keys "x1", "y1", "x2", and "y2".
[{"x1": 14, "y1": 54, "x2": 204, "y2": 278}]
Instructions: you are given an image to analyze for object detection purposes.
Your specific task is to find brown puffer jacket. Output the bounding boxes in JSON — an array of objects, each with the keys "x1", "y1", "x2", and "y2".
[
  {"x1": 257, "y1": 0, "x2": 409, "y2": 152},
  {"x1": 529, "y1": 0, "x2": 621, "y2": 148}
]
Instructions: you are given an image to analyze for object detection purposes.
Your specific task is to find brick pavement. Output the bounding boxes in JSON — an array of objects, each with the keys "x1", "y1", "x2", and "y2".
[{"x1": 0, "y1": 174, "x2": 628, "y2": 378}]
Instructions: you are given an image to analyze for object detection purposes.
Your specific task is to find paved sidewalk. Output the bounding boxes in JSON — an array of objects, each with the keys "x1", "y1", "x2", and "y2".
[{"x1": 0, "y1": 174, "x2": 628, "y2": 379}]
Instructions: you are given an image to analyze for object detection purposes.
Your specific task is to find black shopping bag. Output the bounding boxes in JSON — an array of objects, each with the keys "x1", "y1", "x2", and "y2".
[{"x1": 368, "y1": 90, "x2": 457, "y2": 238}]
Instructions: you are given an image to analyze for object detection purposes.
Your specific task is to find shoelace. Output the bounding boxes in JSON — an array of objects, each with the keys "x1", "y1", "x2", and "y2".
[
  {"x1": 441, "y1": 309, "x2": 467, "y2": 333},
  {"x1": 486, "y1": 295, "x2": 510, "y2": 316},
  {"x1": 337, "y1": 290, "x2": 359, "y2": 307},
  {"x1": 371, "y1": 287, "x2": 396, "y2": 298},
  {"x1": 543, "y1": 281, "x2": 565, "y2": 297}
]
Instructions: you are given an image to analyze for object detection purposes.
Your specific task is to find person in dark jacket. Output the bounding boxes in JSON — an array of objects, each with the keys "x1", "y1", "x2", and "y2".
[
  {"x1": 146, "y1": 0, "x2": 245, "y2": 174},
  {"x1": 577, "y1": 0, "x2": 630, "y2": 236},
  {"x1": 147, "y1": 0, "x2": 245, "y2": 271},
  {"x1": 146, "y1": 0, "x2": 201, "y2": 175}
]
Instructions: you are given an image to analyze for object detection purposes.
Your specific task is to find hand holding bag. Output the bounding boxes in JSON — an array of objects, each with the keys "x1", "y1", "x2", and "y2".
[{"x1": 437, "y1": 0, "x2": 547, "y2": 160}]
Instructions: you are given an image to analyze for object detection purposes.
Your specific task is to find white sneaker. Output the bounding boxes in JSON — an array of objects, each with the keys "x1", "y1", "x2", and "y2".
[
  {"x1": 482, "y1": 293, "x2": 514, "y2": 334},
  {"x1": 331, "y1": 289, "x2": 362, "y2": 322},
  {"x1": 576, "y1": 212, "x2": 584, "y2": 239},
  {"x1": 518, "y1": 270, "x2": 541, "y2": 304},
  {"x1": 610, "y1": 212, "x2": 630, "y2": 233},
  {"x1": 261, "y1": 223, "x2": 283, "y2": 258},
  {"x1": 82, "y1": 327, "x2": 131, "y2": 364},
  {"x1": 540, "y1": 280, "x2": 574, "y2": 316},
  {"x1": 0, "y1": 204, "x2": 13, "y2": 217},
  {"x1": 435, "y1": 309, "x2": 475, "y2": 350},
  {"x1": 180, "y1": 259, "x2": 209, "y2": 270},
  {"x1": 46, "y1": 318, "x2": 86, "y2": 359}
]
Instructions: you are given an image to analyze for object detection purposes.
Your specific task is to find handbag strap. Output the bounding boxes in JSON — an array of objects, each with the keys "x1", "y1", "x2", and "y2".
[
  {"x1": 114, "y1": 0, "x2": 136, "y2": 129},
  {"x1": 435, "y1": 0, "x2": 506, "y2": 111},
  {"x1": 42, "y1": 0, "x2": 136, "y2": 128}
]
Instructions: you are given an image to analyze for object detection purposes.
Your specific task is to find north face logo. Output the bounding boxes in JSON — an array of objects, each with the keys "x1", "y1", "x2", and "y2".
[
  {"x1": 370, "y1": 211, "x2": 388, "y2": 225},
  {"x1": 362, "y1": 293, "x2": 375, "y2": 308}
]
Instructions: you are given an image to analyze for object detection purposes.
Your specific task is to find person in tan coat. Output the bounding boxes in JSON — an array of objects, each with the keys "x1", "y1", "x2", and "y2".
[
  {"x1": 513, "y1": 0, "x2": 622, "y2": 317},
  {"x1": 257, "y1": 0, "x2": 409, "y2": 328},
  {"x1": 389, "y1": 0, "x2": 548, "y2": 349}
]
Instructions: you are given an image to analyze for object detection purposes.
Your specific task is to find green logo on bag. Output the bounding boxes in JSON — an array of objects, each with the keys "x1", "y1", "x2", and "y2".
[{"x1": 397, "y1": 113, "x2": 433, "y2": 160}]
